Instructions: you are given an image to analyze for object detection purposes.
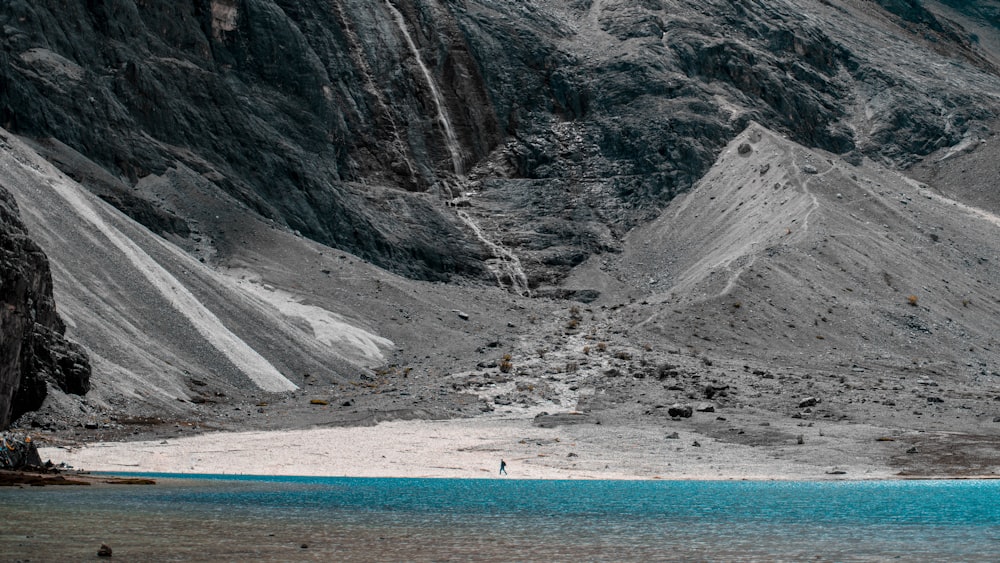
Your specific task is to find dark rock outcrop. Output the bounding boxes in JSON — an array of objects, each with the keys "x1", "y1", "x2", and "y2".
[
  {"x1": 2, "y1": 1, "x2": 997, "y2": 290},
  {"x1": 450, "y1": 0, "x2": 1000, "y2": 286},
  {"x1": 668, "y1": 404, "x2": 693, "y2": 418},
  {"x1": 0, "y1": 183, "x2": 90, "y2": 429},
  {"x1": 0, "y1": 432, "x2": 43, "y2": 469},
  {"x1": 0, "y1": 0, "x2": 498, "y2": 281}
]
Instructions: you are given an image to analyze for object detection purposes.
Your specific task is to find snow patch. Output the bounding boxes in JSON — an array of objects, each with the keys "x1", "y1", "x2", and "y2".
[{"x1": 227, "y1": 270, "x2": 393, "y2": 364}]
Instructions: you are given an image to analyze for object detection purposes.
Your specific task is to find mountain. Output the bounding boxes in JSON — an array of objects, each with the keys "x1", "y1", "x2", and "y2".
[{"x1": 0, "y1": 0, "x2": 998, "y2": 454}]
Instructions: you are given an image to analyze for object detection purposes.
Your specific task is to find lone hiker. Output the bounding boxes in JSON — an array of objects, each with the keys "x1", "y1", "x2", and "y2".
[{"x1": 499, "y1": 459, "x2": 507, "y2": 475}]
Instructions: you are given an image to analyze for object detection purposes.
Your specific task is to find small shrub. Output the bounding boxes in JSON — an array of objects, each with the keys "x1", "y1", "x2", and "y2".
[
  {"x1": 566, "y1": 362, "x2": 578, "y2": 373},
  {"x1": 907, "y1": 295, "x2": 919, "y2": 306},
  {"x1": 499, "y1": 354, "x2": 513, "y2": 373},
  {"x1": 582, "y1": 346, "x2": 591, "y2": 355},
  {"x1": 596, "y1": 342, "x2": 608, "y2": 353}
]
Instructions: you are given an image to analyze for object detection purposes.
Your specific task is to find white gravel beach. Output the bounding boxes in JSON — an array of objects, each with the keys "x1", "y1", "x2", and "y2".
[{"x1": 39, "y1": 412, "x2": 900, "y2": 481}]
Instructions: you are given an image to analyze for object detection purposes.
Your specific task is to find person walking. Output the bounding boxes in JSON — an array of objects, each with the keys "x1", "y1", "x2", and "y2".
[{"x1": 499, "y1": 459, "x2": 507, "y2": 475}]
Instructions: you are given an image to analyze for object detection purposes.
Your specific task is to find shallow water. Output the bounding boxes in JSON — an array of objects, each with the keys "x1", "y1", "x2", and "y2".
[{"x1": 2, "y1": 475, "x2": 999, "y2": 561}]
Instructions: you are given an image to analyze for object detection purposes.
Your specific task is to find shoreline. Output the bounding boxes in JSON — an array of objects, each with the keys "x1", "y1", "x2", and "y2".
[
  {"x1": 34, "y1": 414, "x2": 912, "y2": 482},
  {"x1": 83, "y1": 468, "x2": 1000, "y2": 482}
]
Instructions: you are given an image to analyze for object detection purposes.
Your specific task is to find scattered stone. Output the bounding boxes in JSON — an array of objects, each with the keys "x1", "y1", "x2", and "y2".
[
  {"x1": 825, "y1": 470, "x2": 847, "y2": 475},
  {"x1": 691, "y1": 440, "x2": 701, "y2": 447},
  {"x1": 533, "y1": 412, "x2": 595, "y2": 428},
  {"x1": 695, "y1": 403, "x2": 715, "y2": 413},
  {"x1": 453, "y1": 310, "x2": 470, "y2": 320},
  {"x1": 737, "y1": 142, "x2": 752, "y2": 155},
  {"x1": 801, "y1": 164, "x2": 818, "y2": 174},
  {"x1": 309, "y1": 399, "x2": 329, "y2": 406},
  {"x1": 666, "y1": 432, "x2": 680, "y2": 439},
  {"x1": 703, "y1": 384, "x2": 728, "y2": 399},
  {"x1": 798, "y1": 397, "x2": 819, "y2": 408},
  {"x1": 97, "y1": 544, "x2": 112, "y2": 557},
  {"x1": 906, "y1": 447, "x2": 919, "y2": 454},
  {"x1": 993, "y1": 417, "x2": 1000, "y2": 423},
  {"x1": 668, "y1": 404, "x2": 693, "y2": 418},
  {"x1": 926, "y1": 397, "x2": 944, "y2": 403},
  {"x1": 796, "y1": 434, "x2": 804, "y2": 445}
]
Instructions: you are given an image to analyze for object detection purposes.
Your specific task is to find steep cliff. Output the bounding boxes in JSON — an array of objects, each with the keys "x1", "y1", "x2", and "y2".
[
  {"x1": 0, "y1": 179, "x2": 90, "y2": 430},
  {"x1": 2, "y1": 1, "x2": 997, "y2": 290},
  {"x1": 0, "y1": 0, "x2": 497, "y2": 281}
]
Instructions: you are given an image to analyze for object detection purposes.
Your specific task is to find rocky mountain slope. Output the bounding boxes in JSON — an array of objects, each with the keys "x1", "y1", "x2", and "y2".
[
  {"x1": 0, "y1": 0, "x2": 998, "y2": 467},
  {"x1": 2, "y1": 1, "x2": 998, "y2": 287}
]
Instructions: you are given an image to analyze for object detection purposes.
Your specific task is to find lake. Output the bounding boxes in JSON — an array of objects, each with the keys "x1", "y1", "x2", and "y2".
[{"x1": 2, "y1": 475, "x2": 999, "y2": 561}]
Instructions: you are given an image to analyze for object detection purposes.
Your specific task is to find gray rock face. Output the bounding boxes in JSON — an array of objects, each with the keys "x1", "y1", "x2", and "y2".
[
  {"x1": 0, "y1": 182, "x2": 90, "y2": 429},
  {"x1": 459, "y1": 0, "x2": 999, "y2": 285},
  {"x1": 1, "y1": 0, "x2": 997, "y2": 289},
  {"x1": 0, "y1": 0, "x2": 497, "y2": 281}
]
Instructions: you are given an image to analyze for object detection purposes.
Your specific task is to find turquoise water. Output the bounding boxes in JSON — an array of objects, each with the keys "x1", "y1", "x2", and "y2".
[{"x1": 3, "y1": 475, "x2": 1000, "y2": 561}]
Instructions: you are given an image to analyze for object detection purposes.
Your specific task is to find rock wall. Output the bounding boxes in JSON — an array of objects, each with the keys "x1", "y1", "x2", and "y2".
[
  {"x1": 0, "y1": 0, "x2": 998, "y2": 289},
  {"x1": 0, "y1": 0, "x2": 499, "y2": 281},
  {"x1": 0, "y1": 183, "x2": 90, "y2": 429}
]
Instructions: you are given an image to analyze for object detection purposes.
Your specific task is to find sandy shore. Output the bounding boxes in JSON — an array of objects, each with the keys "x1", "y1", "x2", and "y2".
[{"x1": 38, "y1": 413, "x2": 899, "y2": 480}]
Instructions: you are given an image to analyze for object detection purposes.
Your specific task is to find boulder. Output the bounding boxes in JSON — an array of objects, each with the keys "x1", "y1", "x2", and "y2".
[
  {"x1": 703, "y1": 385, "x2": 729, "y2": 399},
  {"x1": 0, "y1": 433, "x2": 42, "y2": 469},
  {"x1": 668, "y1": 404, "x2": 693, "y2": 418}
]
